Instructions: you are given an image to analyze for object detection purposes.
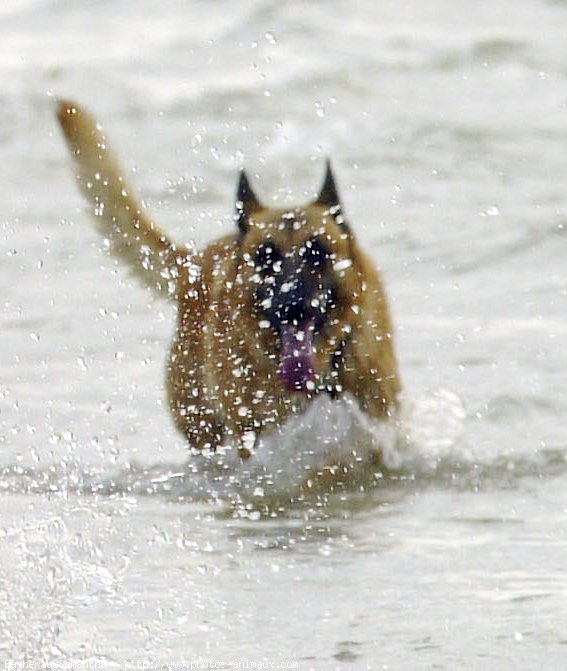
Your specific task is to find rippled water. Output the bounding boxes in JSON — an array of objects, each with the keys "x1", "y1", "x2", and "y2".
[{"x1": 2, "y1": 0, "x2": 567, "y2": 667}]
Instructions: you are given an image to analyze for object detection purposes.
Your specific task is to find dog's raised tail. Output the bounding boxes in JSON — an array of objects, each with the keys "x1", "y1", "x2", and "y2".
[{"x1": 57, "y1": 99, "x2": 181, "y2": 299}]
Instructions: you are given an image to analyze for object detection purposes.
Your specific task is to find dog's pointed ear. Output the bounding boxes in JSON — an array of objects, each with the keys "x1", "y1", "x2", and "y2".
[
  {"x1": 315, "y1": 159, "x2": 341, "y2": 211},
  {"x1": 235, "y1": 169, "x2": 260, "y2": 234}
]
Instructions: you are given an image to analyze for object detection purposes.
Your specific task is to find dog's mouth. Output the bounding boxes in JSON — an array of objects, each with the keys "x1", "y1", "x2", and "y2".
[{"x1": 277, "y1": 321, "x2": 316, "y2": 394}]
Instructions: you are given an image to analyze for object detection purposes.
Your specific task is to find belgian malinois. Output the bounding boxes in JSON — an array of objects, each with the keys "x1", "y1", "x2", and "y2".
[{"x1": 57, "y1": 100, "x2": 401, "y2": 454}]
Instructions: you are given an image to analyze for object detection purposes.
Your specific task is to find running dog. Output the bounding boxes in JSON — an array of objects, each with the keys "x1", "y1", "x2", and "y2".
[{"x1": 57, "y1": 100, "x2": 401, "y2": 453}]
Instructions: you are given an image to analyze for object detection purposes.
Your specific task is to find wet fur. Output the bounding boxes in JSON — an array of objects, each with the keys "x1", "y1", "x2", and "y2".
[{"x1": 57, "y1": 100, "x2": 401, "y2": 452}]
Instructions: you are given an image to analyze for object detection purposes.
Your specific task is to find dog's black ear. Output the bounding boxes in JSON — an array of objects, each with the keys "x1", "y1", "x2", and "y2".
[
  {"x1": 235, "y1": 169, "x2": 260, "y2": 234},
  {"x1": 315, "y1": 159, "x2": 342, "y2": 211}
]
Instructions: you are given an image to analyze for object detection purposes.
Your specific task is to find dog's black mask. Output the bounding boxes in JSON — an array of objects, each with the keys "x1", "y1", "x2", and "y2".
[{"x1": 253, "y1": 237, "x2": 338, "y2": 335}]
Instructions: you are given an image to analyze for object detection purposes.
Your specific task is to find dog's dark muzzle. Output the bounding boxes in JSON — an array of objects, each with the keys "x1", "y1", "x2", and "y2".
[
  {"x1": 255, "y1": 265, "x2": 338, "y2": 393},
  {"x1": 257, "y1": 273, "x2": 335, "y2": 335}
]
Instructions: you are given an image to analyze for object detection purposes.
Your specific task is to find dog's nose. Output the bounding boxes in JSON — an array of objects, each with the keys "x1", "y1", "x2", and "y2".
[
  {"x1": 274, "y1": 279, "x2": 310, "y2": 325},
  {"x1": 280, "y1": 297, "x2": 309, "y2": 326}
]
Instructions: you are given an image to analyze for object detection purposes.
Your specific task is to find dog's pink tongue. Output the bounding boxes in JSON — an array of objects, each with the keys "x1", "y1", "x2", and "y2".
[{"x1": 278, "y1": 323, "x2": 315, "y2": 393}]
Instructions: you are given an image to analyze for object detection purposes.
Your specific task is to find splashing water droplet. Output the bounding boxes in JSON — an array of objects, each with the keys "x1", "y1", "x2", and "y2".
[
  {"x1": 315, "y1": 101, "x2": 326, "y2": 118},
  {"x1": 481, "y1": 205, "x2": 500, "y2": 217}
]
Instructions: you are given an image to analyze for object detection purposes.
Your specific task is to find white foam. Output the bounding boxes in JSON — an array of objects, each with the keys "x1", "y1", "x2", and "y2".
[
  {"x1": 398, "y1": 388, "x2": 468, "y2": 473},
  {"x1": 186, "y1": 394, "x2": 403, "y2": 503},
  {"x1": 76, "y1": 389, "x2": 469, "y2": 507}
]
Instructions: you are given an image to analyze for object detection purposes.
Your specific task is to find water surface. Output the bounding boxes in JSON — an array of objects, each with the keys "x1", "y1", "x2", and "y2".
[{"x1": 1, "y1": 0, "x2": 567, "y2": 668}]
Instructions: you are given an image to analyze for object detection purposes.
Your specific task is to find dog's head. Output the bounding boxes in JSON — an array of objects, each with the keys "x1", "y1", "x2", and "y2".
[{"x1": 235, "y1": 161, "x2": 361, "y2": 395}]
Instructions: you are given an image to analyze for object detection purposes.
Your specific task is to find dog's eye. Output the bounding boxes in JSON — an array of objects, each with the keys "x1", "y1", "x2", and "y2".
[
  {"x1": 303, "y1": 238, "x2": 331, "y2": 268},
  {"x1": 254, "y1": 243, "x2": 282, "y2": 274}
]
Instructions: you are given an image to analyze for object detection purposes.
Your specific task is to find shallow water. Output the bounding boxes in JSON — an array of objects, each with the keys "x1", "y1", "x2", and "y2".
[{"x1": 2, "y1": 0, "x2": 567, "y2": 667}]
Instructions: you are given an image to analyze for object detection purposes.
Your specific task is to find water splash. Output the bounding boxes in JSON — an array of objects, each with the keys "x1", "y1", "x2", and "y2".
[
  {"x1": 2, "y1": 387, "x2": 565, "y2": 516},
  {"x1": 399, "y1": 388, "x2": 468, "y2": 473}
]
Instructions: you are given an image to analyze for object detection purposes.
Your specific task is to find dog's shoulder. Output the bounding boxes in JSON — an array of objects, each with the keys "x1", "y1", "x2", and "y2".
[{"x1": 177, "y1": 232, "x2": 241, "y2": 328}]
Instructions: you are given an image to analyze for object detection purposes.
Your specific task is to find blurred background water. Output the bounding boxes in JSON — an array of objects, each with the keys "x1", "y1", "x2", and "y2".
[{"x1": 1, "y1": 0, "x2": 567, "y2": 667}]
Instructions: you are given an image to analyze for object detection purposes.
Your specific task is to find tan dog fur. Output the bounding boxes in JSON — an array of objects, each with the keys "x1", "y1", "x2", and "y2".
[{"x1": 57, "y1": 100, "x2": 400, "y2": 453}]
